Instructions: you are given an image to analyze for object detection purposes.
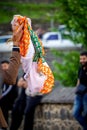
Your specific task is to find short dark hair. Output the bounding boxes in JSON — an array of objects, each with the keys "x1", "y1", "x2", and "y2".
[
  {"x1": 0, "y1": 60, "x2": 9, "y2": 64},
  {"x1": 80, "y1": 51, "x2": 87, "y2": 56}
]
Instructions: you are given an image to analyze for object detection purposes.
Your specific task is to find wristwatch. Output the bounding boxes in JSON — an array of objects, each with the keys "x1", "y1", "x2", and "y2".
[{"x1": 12, "y1": 45, "x2": 20, "y2": 52}]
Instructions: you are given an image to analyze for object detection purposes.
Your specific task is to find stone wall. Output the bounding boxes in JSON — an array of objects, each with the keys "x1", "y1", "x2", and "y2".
[
  {"x1": 18, "y1": 103, "x2": 82, "y2": 130},
  {"x1": 6, "y1": 83, "x2": 83, "y2": 130},
  {"x1": 34, "y1": 103, "x2": 82, "y2": 130}
]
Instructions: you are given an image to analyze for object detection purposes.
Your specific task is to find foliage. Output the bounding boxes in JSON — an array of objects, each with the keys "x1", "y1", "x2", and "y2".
[
  {"x1": 54, "y1": 0, "x2": 87, "y2": 47},
  {"x1": 50, "y1": 0, "x2": 87, "y2": 87},
  {"x1": 0, "y1": 2, "x2": 59, "y2": 24},
  {"x1": 52, "y1": 50, "x2": 80, "y2": 87}
]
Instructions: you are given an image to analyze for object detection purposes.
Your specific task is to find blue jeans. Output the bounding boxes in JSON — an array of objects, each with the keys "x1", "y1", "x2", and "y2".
[{"x1": 72, "y1": 93, "x2": 87, "y2": 130}]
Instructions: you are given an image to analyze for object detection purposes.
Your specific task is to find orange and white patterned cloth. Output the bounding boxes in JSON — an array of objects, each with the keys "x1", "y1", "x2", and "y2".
[{"x1": 11, "y1": 15, "x2": 54, "y2": 96}]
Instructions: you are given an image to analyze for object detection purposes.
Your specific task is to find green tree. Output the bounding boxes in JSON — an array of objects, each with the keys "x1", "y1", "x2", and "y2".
[
  {"x1": 52, "y1": 50, "x2": 80, "y2": 87},
  {"x1": 54, "y1": 0, "x2": 87, "y2": 47},
  {"x1": 51, "y1": 0, "x2": 87, "y2": 87}
]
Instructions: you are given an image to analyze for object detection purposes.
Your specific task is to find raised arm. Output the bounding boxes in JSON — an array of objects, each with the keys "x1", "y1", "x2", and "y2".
[{"x1": 0, "y1": 23, "x2": 24, "y2": 85}]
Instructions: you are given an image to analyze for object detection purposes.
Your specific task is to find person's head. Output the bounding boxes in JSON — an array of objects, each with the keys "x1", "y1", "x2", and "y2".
[
  {"x1": 80, "y1": 51, "x2": 87, "y2": 67},
  {"x1": 1, "y1": 60, "x2": 9, "y2": 70},
  {"x1": 11, "y1": 15, "x2": 31, "y2": 32}
]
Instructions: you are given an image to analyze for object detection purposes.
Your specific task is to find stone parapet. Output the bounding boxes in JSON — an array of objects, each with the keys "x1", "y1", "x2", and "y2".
[{"x1": 33, "y1": 103, "x2": 82, "y2": 130}]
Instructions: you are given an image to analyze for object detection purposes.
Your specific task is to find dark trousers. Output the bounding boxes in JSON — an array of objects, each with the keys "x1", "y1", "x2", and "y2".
[
  {"x1": 0, "y1": 94, "x2": 17, "y2": 130},
  {"x1": 10, "y1": 88, "x2": 43, "y2": 130}
]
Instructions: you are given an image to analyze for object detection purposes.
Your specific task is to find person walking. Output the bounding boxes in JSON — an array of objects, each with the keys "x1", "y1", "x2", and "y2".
[{"x1": 72, "y1": 51, "x2": 87, "y2": 130}]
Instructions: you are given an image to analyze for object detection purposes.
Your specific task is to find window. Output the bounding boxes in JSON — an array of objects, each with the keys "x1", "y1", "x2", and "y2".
[
  {"x1": 0, "y1": 38, "x2": 9, "y2": 43},
  {"x1": 47, "y1": 34, "x2": 58, "y2": 40}
]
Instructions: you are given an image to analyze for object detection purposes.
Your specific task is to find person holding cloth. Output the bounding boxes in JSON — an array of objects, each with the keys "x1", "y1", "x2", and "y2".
[{"x1": 9, "y1": 14, "x2": 54, "y2": 130}]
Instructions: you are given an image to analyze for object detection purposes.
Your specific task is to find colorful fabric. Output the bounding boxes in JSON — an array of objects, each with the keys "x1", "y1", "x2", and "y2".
[{"x1": 11, "y1": 15, "x2": 54, "y2": 96}]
